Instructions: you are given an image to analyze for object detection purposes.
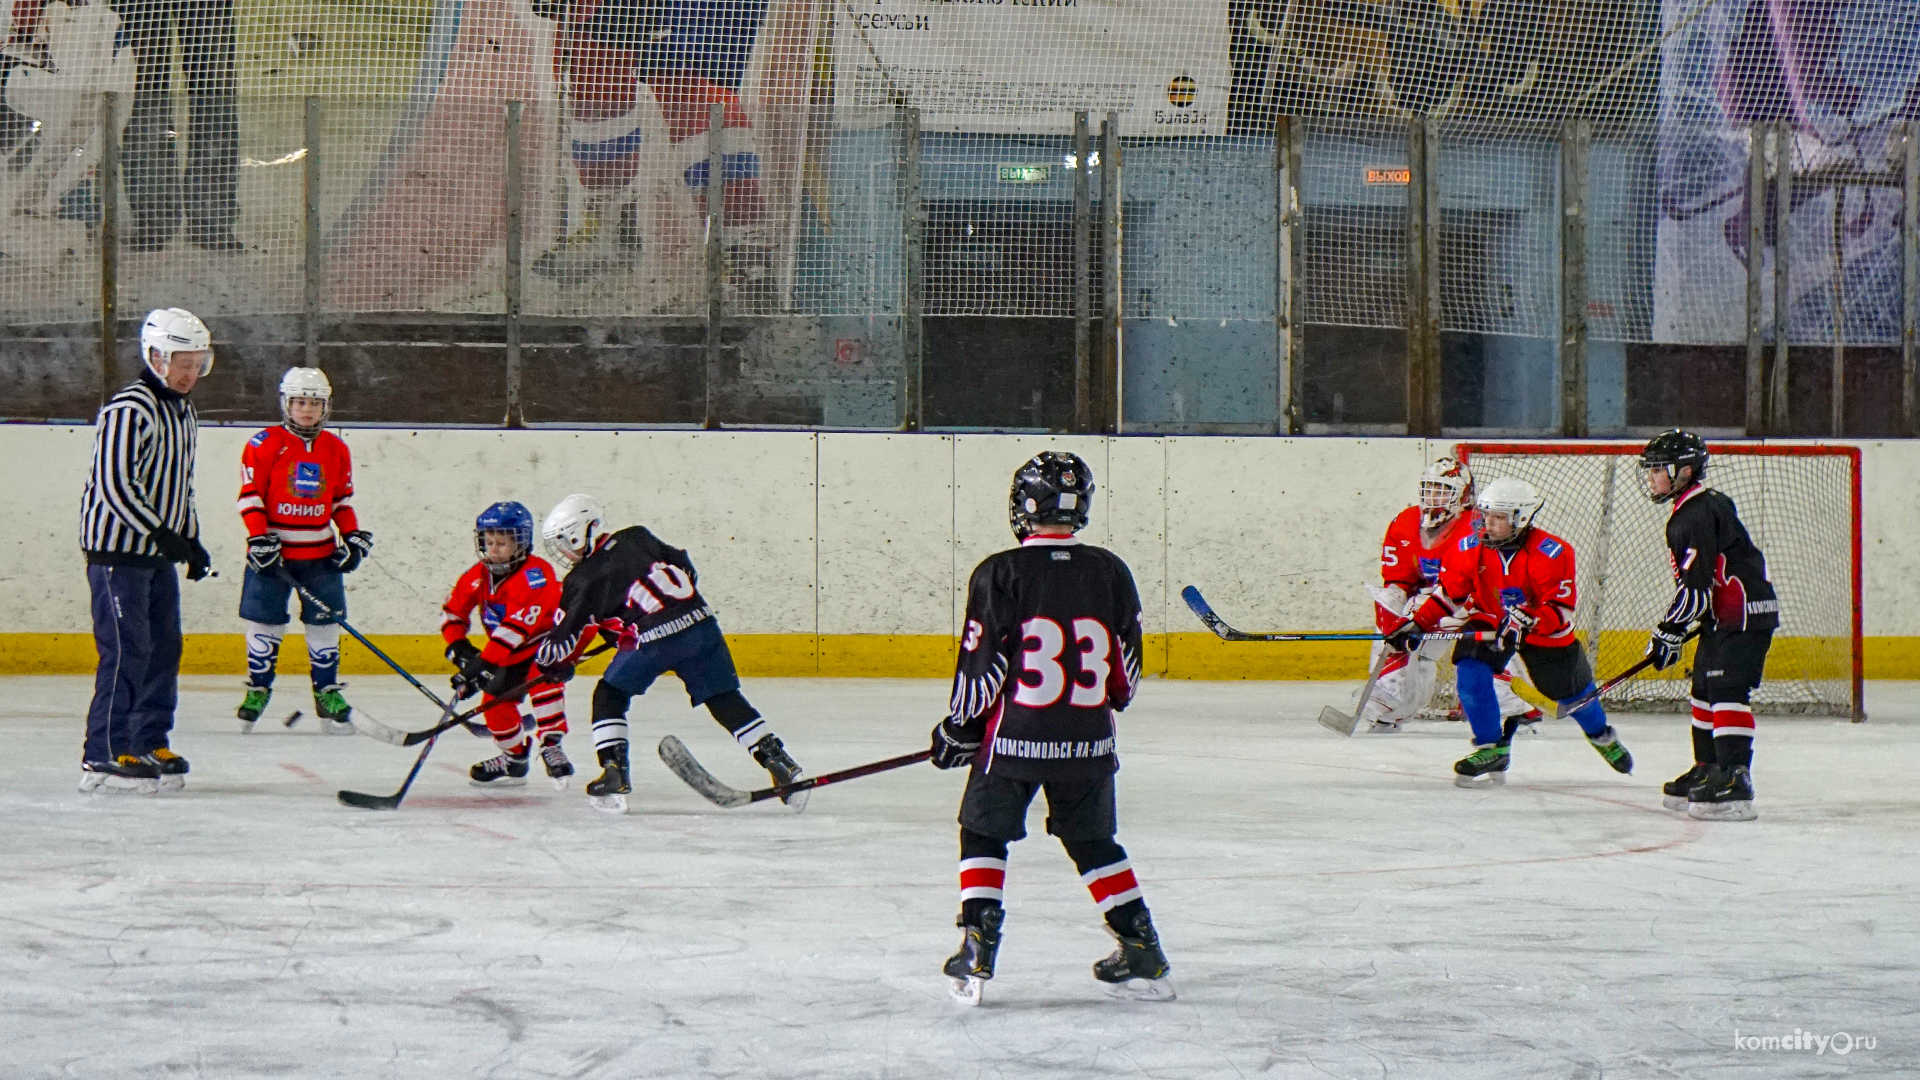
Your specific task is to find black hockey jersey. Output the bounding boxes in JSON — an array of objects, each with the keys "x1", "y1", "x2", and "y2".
[
  {"x1": 536, "y1": 526, "x2": 712, "y2": 667},
  {"x1": 1662, "y1": 485, "x2": 1779, "y2": 633},
  {"x1": 949, "y1": 535, "x2": 1144, "y2": 782}
]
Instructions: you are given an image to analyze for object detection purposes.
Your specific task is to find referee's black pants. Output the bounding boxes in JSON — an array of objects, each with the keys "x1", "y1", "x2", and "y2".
[{"x1": 84, "y1": 560, "x2": 182, "y2": 762}]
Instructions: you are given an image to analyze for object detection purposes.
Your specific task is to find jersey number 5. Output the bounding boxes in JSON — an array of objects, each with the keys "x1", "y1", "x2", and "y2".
[
  {"x1": 623, "y1": 562, "x2": 696, "y2": 614},
  {"x1": 1012, "y1": 617, "x2": 1113, "y2": 709}
]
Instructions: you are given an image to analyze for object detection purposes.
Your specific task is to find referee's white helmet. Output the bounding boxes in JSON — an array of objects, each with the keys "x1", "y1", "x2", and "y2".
[{"x1": 140, "y1": 308, "x2": 214, "y2": 377}]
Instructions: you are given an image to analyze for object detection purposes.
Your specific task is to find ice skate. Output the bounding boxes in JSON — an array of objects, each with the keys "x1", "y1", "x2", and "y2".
[
  {"x1": 78, "y1": 755, "x2": 159, "y2": 795},
  {"x1": 1453, "y1": 744, "x2": 1510, "y2": 788},
  {"x1": 943, "y1": 906, "x2": 1004, "y2": 1007},
  {"x1": 1092, "y1": 910, "x2": 1175, "y2": 1001},
  {"x1": 237, "y1": 686, "x2": 270, "y2": 733},
  {"x1": 470, "y1": 748, "x2": 530, "y2": 787},
  {"x1": 140, "y1": 748, "x2": 189, "y2": 792},
  {"x1": 1662, "y1": 762, "x2": 1713, "y2": 810},
  {"x1": 1362, "y1": 717, "x2": 1402, "y2": 734},
  {"x1": 585, "y1": 743, "x2": 631, "y2": 814},
  {"x1": 1585, "y1": 726, "x2": 1633, "y2": 774},
  {"x1": 314, "y1": 686, "x2": 355, "y2": 735},
  {"x1": 749, "y1": 734, "x2": 808, "y2": 811},
  {"x1": 530, "y1": 208, "x2": 638, "y2": 285},
  {"x1": 1687, "y1": 765, "x2": 1757, "y2": 822},
  {"x1": 539, "y1": 737, "x2": 573, "y2": 791}
]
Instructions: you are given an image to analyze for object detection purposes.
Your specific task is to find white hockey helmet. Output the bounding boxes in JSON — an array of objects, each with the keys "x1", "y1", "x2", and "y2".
[
  {"x1": 1475, "y1": 476, "x2": 1544, "y2": 546},
  {"x1": 1418, "y1": 456, "x2": 1473, "y2": 530},
  {"x1": 542, "y1": 494, "x2": 606, "y2": 569},
  {"x1": 279, "y1": 366, "x2": 333, "y2": 437},
  {"x1": 140, "y1": 307, "x2": 213, "y2": 378}
]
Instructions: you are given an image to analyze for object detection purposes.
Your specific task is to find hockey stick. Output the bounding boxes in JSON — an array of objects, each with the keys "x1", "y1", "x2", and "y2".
[
  {"x1": 337, "y1": 704, "x2": 452, "y2": 810},
  {"x1": 275, "y1": 568, "x2": 470, "y2": 724},
  {"x1": 1317, "y1": 643, "x2": 1397, "y2": 737},
  {"x1": 658, "y1": 735, "x2": 931, "y2": 809},
  {"x1": 348, "y1": 640, "x2": 618, "y2": 747},
  {"x1": 1553, "y1": 629, "x2": 1702, "y2": 719},
  {"x1": 1182, "y1": 585, "x2": 1496, "y2": 643}
]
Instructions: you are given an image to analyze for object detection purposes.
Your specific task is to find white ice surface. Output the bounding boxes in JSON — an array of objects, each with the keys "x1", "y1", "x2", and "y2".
[{"x1": 4, "y1": 675, "x2": 1916, "y2": 1079}]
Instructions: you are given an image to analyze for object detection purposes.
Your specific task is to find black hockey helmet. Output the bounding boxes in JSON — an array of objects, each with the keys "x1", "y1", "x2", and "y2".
[
  {"x1": 1638, "y1": 428, "x2": 1708, "y2": 503},
  {"x1": 1009, "y1": 452, "x2": 1094, "y2": 539}
]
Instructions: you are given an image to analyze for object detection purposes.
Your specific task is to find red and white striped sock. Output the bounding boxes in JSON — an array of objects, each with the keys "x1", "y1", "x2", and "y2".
[
  {"x1": 959, "y1": 857, "x2": 1007, "y2": 904},
  {"x1": 1081, "y1": 858, "x2": 1142, "y2": 913}
]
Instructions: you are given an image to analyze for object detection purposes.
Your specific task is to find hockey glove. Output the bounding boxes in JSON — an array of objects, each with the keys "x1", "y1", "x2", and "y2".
[
  {"x1": 482, "y1": 664, "x2": 530, "y2": 700},
  {"x1": 247, "y1": 533, "x2": 283, "y2": 574},
  {"x1": 445, "y1": 638, "x2": 482, "y2": 670},
  {"x1": 149, "y1": 527, "x2": 192, "y2": 564},
  {"x1": 332, "y1": 530, "x2": 373, "y2": 574},
  {"x1": 1646, "y1": 624, "x2": 1687, "y2": 671},
  {"x1": 539, "y1": 661, "x2": 576, "y2": 684},
  {"x1": 185, "y1": 537, "x2": 212, "y2": 582},
  {"x1": 930, "y1": 718, "x2": 981, "y2": 770},
  {"x1": 1383, "y1": 619, "x2": 1423, "y2": 652},
  {"x1": 451, "y1": 658, "x2": 497, "y2": 701},
  {"x1": 1494, "y1": 607, "x2": 1536, "y2": 652}
]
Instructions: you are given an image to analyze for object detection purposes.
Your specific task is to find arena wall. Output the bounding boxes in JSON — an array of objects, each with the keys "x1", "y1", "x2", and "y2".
[{"x1": 3, "y1": 426, "x2": 1915, "y2": 680}]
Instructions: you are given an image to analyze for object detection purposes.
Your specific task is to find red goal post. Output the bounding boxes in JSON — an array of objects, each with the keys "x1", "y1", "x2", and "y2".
[{"x1": 1448, "y1": 442, "x2": 1863, "y2": 720}]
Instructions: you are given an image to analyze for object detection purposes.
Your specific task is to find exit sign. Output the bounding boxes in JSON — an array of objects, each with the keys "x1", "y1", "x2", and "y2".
[
  {"x1": 997, "y1": 164, "x2": 1051, "y2": 184},
  {"x1": 1366, "y1": 167, "x2": 1411, "y2": 185}
]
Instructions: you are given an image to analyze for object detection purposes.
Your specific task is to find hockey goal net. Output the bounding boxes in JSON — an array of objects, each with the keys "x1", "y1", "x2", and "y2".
[{"x1": 1429, "y1": 443, "x2": 1862, "y2": 719}]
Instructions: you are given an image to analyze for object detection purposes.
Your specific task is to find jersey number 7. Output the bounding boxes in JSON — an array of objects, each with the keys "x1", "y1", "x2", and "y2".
[{"x1": 1013, "y1": 617, "x2": 1113, "y2": 709}]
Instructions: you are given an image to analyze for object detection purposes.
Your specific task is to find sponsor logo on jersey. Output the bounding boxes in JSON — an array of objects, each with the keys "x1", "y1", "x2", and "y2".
[
  {"x1": 525, "y1": 566, "x2": 546, "y2": 589},
  {"x1": 291, "y1": 461, "x2": 324, "y2": 497},
  {"x1": 1537, "y1": 537, "x2": 1564, "y2": 558},
  {"x1": 1051, "y1": 551, "x2": 1071, "y2": 561},
  {"x1": 248, "y1": 431, "x2": 268, "y2": 446},
  {"x1": 1459, "y1": 535, "x2": 1480, "y2": 551},
  {"x1": 275, "y1": 503, "x2": 329, "y2": 517},
  {"x1": 483, "y1": 602, "x2": 505, "y2": 629},
  {"x1": 1418, "y1": 556, "x2": 1441, "y2": 582}
]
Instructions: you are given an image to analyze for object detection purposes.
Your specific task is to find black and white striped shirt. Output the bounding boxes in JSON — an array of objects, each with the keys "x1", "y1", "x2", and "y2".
[{"x1": 79, "y1": 371, "x2": 201, "y2": 556}]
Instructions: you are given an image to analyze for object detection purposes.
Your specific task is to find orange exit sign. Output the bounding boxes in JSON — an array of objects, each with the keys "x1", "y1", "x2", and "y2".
[{"x1": 1366, "y1": 167, "x2": 1410, "y2": 185}]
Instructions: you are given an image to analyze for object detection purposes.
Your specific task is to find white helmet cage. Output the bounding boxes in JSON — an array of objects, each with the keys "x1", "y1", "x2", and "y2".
[
  {"x1": 542, "y1": 494, "x2": 606, "y2": 569},
  {"x1": 1418, "y1": 457, "x2": 1473, "y2": 530},
  {"x1": 1475, "y1": 476, "x2": 1544, "y2": 544},
  {"x1": 140, "y1": 308, "x2": 214, "y2": 378},
  {"x1": 278, "y1": 366, "x2": 333, "y2": 437}
]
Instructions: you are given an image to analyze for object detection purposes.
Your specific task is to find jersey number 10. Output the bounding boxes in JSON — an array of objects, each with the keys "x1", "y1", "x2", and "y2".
[
  {"x1": 1013, "y1": 617, "x2": 1113, "y2": 709},
  {"x1": 623, "y1": 562, "x2": 697, "y2": 614}
]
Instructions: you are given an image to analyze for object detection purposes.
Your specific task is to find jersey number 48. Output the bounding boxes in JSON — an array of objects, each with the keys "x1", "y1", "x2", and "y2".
[{"x1": 1013, "y1": 617, "x2": 1113, "y2": 709}]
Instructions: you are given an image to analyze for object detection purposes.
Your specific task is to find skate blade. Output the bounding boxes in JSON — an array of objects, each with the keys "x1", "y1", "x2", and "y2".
[
  {"x1": 1453, "y1": 772, "x2": 1507, "y2": 789},
  {"x1": 1317, "y1": 706, "x2": 1360, "y2": 737},
  {"x1": 781, "y1": 788, "x2": 810, "y2": 814},
  {"x1": 470, "y1": 777, "x2": 528, "y2": 789},
  {"x1": 590, "y1": 793, "x2": 628, "y2": 815},
  {"x1": 1103, "y1": 977, "x2": 1176, "y2": 1002},
  {"x1": 948, "y1": 976, "x2": 985, "y2": 1007},
  {"x1": 549, "y1": 774, "x2": 571, "y2": 791},
  {"x1": 1687, "y1": 799, "x2": 1757, "y2": 822},
  {"x1": 239, "y1": 719, "x2": 257, "y2": 734},
  {"x1": 322, "y1": 720, "x2": 355, "y2": 736},
  {"x1": 1362, "y1": 721, "x2": 1402, "y2": 735},
  {"x1": 158, "y1": 775, "x2": 185, "y2": 793},
  {"x1": 1661, "y1": 794, "x2": 1689, "y2": 811},
  {"x1": 79, "y1": 775, "x2": 159, "y2": 795}
]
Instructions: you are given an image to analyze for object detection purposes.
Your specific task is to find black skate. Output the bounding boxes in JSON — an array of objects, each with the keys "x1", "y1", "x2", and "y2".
[
  {"x1": 78, "y1": 755, "x2": 160, "y2": 795},
  {"x1": 1687, "y1": 765, "x2": 1757, "y2": 822},
  {"x1": 470, "y1": 748, "x2": 530, "y2": 787},
  {"x1": 141, "y1": 748, "x2": 190, "y2": 792},
  {"x1": 1093, "y1": 909, "x2": 1175, "y2": 1001},
  {"x1": 1586, "y1": 726, "x2": 1633, "y2": 774},
  {"x1": 1453, "y1": 744, "x2": 1510, "y2": 788},
  {"x1": 943, "y1": 906, "x2": 1005, "y2": 1007},
  {"x1": 1662, "y1": 762, "x2": 1713, "y2": 810},
  {"x1": 749, "y1": 734, "x2": 808, "y2": 811},
  {"x1": 539, "y1": 737, "x2": 574, "y2": 791},
  {"x1": 585, "y1": 742, "x2": 632, "y2": 814}
]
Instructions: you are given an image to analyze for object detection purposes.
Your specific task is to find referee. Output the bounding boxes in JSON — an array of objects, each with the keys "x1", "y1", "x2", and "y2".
[{"x1": 78, "y1": 308, "x2": 215, "y2": 794}]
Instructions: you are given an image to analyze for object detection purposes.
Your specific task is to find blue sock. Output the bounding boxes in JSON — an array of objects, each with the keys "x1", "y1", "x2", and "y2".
[
  {"x1": 1455, "y1": 659, "x2": 1504, "y2": 746},
  {"x1": 1561, "y1": 682, "x2": 1609, "y2": 738}
]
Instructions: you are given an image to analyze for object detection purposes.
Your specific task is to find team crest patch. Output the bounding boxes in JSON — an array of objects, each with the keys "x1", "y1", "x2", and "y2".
[
  {"x1": 247, "y1": 431, "x2": 268, "y2": 446},
  {"x1": 1418, "y1": 557, "x2": 1441, "y2": 581},
  {"x1": 1460, "y1": 535, "x2": 1480, "y2": 551},
  {"x1": 483, "y1": 602, "x2": 506, "y2": 629},
  {"x1": 525, "y1": 566, "x2": 547, "y2": 589},
  {"x1": 291, "y1": 461, "x2": 324, "y2": 497}
]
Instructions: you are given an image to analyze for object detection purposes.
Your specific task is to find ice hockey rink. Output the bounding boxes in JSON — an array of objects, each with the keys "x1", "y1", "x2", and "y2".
[{"x1": 4, "y1": 674, "x2": 1912, "y2": 1078}]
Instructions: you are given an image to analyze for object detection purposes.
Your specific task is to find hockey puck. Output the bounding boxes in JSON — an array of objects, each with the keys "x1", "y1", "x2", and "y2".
[{"x1": 284, "y1": 710, "x2": 304, "y2": 728}]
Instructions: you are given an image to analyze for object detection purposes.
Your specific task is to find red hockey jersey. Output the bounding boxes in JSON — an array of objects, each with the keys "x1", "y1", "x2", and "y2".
[
  {"x1": 1412, "y1": 527, "x2": 1580, "y2": 648},
  {"x1": 236, "y1": 427, "x2": 358, "y2": 561},
  {"x1": 441, "y1": 556, "x2": 563, "y2": 667},
  {"x1": 1376, "y1": 506, "x2": 1480, "y2": 631}
]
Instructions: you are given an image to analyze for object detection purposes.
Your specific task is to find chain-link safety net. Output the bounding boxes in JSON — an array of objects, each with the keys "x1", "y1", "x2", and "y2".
[{"x1": 1418, "y1": 444, "x2": 1860, "y2": 717}]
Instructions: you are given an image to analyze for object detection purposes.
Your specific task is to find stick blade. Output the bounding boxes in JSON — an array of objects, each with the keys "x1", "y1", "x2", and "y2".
[
  {"x1": 345, "y1": 706, "x2": 411, "y2": 747},
  {"x1": 337, "y1": 789, "x2": 401, "y2": 810},
  {"x1": 1180, "y1": 585, "x2": 1213, "y2": 619},
  {"x1": 657, "y1": 736, "x2": 752, "y2": 808},
  {"x1": 1317, "y1": 705, "x2": 1361, "y2": 737}
]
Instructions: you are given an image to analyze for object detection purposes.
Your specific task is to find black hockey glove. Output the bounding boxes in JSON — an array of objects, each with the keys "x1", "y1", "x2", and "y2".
[
  {"x1": 332, "y1": 529, "x2": 373, "y2": 574},
  {"x1": 1383, "y1": 619, "x2": 1423, "y2": 653},
  {"x1": 1646, "y1": 624, "x2": 1687, "y2": 671},
  {"x1": 1494, "y1": 607, "x2": 1536, "y2": 652},
  {"x1": 451, "y1": 657, "x2": 497, "y2": 701},
  {"x1": 445, "y1": 638, "x2": 482, "y2": 670},
  {"x1": 929, "y1": 718, "x2": 981, "y2": 770},
  {"x1": 247, "y1": 533, "x2": 283, "y2": 574},
  {"x1": 539, "y1": 660, "x2": 576, "y2": 684},
  {"x1": 481, "y1": 664, "x2": 525, "y2": 699},
  {"x1": 149, "y1": 526, "x2": 192, "y2": 564},
  {"x1": 185, "y1": 536, "x2": 213, "y2": 582}
]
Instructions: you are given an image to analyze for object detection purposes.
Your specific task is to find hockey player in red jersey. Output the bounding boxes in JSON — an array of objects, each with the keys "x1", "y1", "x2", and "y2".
[
  {"x1": 234, "y1": 368, "x2": 373, "y2": 734},
  {"x1": 1363, "y1": 457, "x2": 1539, "y2": 733},
  {"x1": 1389, "y1": 476, "x2": 1633, "y2": 786},
  {"x1": 930, "y1": 452, "x2": 1172, "y2": 1007},
  {"x1": 441, "y1": 501, "x2": 573, "y2": 788}
]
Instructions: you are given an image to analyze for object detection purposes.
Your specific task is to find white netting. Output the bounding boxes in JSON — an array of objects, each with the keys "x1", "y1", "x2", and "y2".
[{"x1": 1424, "y1": 443, "x2": 1859, "y2": 718}]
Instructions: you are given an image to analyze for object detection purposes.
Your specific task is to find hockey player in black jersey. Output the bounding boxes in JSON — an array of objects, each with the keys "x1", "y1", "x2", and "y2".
[
  {"x1": 533, "y1": 494, "x2": 805, "y2": 814},
  {"x1": 1640, "y1": 430, "x2": 1777, "y2": 821},
  {"x1": 929, "y1": 452, "x2": 1172, "y2": 1006}
]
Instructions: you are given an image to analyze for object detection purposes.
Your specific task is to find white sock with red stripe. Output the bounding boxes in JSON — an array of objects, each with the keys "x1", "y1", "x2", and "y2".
[
  {"x1": 1711, "y1": 701, "x2": 1755, "y2": 769},
  {"x1": 959, "y1": 857, "x2": 1007, "y2": 905},
  {"x1": 1081, "y1": 858, "x2": 1143, "y2": 914}
]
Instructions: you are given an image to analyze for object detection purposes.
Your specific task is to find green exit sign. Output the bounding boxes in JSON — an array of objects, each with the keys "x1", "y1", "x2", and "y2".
[{"x1": 997, "y1": 164, "x2": 1051, "y2": 184}]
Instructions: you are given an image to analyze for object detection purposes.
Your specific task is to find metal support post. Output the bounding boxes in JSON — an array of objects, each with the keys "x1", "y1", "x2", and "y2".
[
  {"x1": 1405, "y1": 115, "x2": 1442, "y2": 436},
  {"x1": 704, "y1": 101, "x2": 725, "y2": 429},
  {"x1": 1904, "y1": 121, "x2": 1919, "y2": 437},
  {"x1": 901, "y1": 107, "x2": 923, "y2": 431},
  {"x1": 98, "y1": 91, "x2": 119, "y2": 393},
  {"x1": 304, "y1": 96, "x2": 322, "y2": 368},
  {"x1": 1559, "y1": 116, "x2": 1590, "y2": 438},
  {"x1": 1100, "y1": 112, "x2": 1121, "y2": 433},
  {"x1": 1771, "y1": 119, "x2": 1792, "y2": 430},
  {"x1": 1073, "y1": 111, "x2": 1092, "y2": 433},
  {"x1": 1276, "y1": 114, "x2": 1304, "y2": 434},
  {"x1": 1832, "y1": 180, "x2": 1847, "y2": 436},
  {"x1": 1745, "y1": 122, "x2": 1767, "y2": 434},
  {"x1": 504, "y1": 100, "x2": 525, "y2": 428}
]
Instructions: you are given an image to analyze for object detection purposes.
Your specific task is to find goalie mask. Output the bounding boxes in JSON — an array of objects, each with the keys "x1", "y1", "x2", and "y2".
[
  {"x1": 1009, "y1": 452, "x2": 1095, "y2": 540},
  {"x1": 1418, "y1": 457, "x2": 1473, "y2": 530},
  {"x1": 542, "y1": 494, "x2": 606, "y2": 569},
  {"x1": 1638, "y1": 428, "x2": 1708, "y2": 504},
  {"x1": 279, "y1": 366, "x2": 333, "y2": 438},
  {"x1": 475, "y1": 501, "x2": 535, "y2": 577},
  {"x1": 1475, "y1": 476, "x2": 1543, "y2": 548}
]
